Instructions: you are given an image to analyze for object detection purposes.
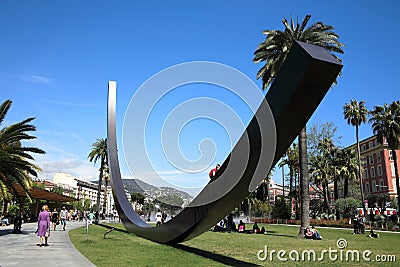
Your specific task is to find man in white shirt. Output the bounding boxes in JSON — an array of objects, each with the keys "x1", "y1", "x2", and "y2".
[{"x1": 60, "y1": 207, "x2": 68, "y2": 231}]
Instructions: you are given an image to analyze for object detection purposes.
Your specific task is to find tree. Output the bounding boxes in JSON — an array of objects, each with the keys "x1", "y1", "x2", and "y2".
[
  {"x1": 279, "y1": 144, "x2": 299, "y2": 197},
  {"x1": 253, "y1": 14, "x2": 344, "y2": 237},
  {"x1": 88, "y1": 138, "x2": 108, "y2": 215},
  {"x1": 272, "y1": 196, "x2": 291, "y2": 219},
  {"x1": 0, "y1": 99, "x2": 45, "y2": 209},
  {"x1": 318, "y1": 137, "x2": 345, "y2": 208},
  {"x1": 369, "y1": 101, "x2": 400, "y2": 213},
  {"x1": 309, "y1": 154, "x2": 331, "y2": 214},
  {"x1": 343, "y1": 100, "x2": 368, "y2": 214},
  {"x1": 335, "y1": 198, "x2": 361, "y2": 219},
  {"x1": 131, "y1": 192, "x2": 145, "y2": 211},
  {"x1": 307, "y1": 122, "x2": 341, "y2": 158},
  {"x1": 336, "y1": 148, "x2": 358, "y2": 198}
]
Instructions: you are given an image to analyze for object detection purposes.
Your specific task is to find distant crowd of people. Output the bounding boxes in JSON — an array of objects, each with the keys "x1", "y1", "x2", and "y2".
[
  {"x1": 212, "y1": 213, "x2": 266, "y2": 234},
  {"x1": 33, "y1": 205, "x2": 121, "y2": 247}
]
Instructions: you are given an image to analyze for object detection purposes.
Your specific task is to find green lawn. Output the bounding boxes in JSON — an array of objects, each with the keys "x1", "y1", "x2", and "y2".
[{"x1": 69, "y1": 223, "x2": 399, "y2": 266}]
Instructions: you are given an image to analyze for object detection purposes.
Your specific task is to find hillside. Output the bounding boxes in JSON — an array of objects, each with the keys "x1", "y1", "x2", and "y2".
[{"x1": 122, "y1": 179, "x2": 193, "y2": 200}]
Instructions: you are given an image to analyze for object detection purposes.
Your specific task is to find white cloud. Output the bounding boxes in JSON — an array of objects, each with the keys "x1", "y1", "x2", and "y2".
[
  {"x1": 37, "y1": 158, "x2": 99, "y2": 182},
  {"x1": 22, "y1": 74, "x2": 53, "y2": 85}
]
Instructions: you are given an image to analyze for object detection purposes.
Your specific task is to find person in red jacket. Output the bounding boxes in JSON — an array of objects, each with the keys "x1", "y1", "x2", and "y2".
[{"x1": 209, "y1": 164, "x2": 220, "y2": 181}]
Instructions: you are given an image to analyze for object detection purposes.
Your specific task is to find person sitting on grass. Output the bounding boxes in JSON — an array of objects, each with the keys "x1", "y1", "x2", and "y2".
[
  {"x1": 238, "y1": 220, "x2": 245, "y2": 233},
  {"x1": 311, "y1": 226, "x2": 322, "y2": 240},
  {"x1": 305, "y1": 227, "x2": 314, "y2": 239},
  {"x1": 253, "y1": 222, "x2": 260, "y2": 233},
  {"x1": 305, "y1": 226, "x2": 322, "y2": 240},
  {"x1": 368, "y1": 229, "x2": 379, "y2": 238}
]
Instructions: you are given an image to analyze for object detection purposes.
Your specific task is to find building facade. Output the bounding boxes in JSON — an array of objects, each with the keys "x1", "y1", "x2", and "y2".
[
  {"x1": 51, "y1": 172, "x2": 129, "y2": 215},
  {"x1": 351, "y1": 135, "x2": 399, "y2": 201}
]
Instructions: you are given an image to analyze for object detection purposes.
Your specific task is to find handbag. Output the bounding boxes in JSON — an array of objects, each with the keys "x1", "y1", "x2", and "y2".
[
  {"x1": 45, "y1": 230, "x2": 50, "y2": 237},
  {"x1": 56, "y1": 220, "x2": 60, "y2": 225}
]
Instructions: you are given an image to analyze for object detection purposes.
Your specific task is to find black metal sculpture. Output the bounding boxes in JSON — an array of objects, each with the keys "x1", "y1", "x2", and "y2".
[{"x1": 107, "y1": 41, "x2": 343, "y2": 244}]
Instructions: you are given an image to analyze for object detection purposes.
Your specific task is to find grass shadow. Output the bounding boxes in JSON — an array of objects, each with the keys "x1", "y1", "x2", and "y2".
[{"x1": 172, "y1": 244, "x2": 261, "y2": 267}]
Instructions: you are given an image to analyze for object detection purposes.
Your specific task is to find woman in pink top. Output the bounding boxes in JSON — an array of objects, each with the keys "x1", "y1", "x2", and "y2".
[{"x1": 37, "y1": 205, "x2": 50, "y2": 247}]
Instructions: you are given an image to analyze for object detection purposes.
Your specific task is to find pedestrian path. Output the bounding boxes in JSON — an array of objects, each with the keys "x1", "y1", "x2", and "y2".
[{"x1": 0, "y1": 221, "x2": 95, "y2": 267}]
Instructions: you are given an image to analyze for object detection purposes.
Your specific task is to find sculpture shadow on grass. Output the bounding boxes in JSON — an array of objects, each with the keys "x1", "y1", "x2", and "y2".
[{"x1": 171, "y1": 244, "x2": 261, "y2": 267}]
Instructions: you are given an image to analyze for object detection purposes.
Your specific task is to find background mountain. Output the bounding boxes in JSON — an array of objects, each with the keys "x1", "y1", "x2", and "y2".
[{"x1": 122, "y1": 179, "x2": 193, "y2": 201}]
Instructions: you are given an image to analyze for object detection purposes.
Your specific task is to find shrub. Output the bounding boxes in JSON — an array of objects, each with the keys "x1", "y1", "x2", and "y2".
[{"x1": 7, "y1": 204, "x2": 20, "y2": 217}]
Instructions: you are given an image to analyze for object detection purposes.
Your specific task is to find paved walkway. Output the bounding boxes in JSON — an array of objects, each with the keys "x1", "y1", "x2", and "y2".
[{"x1": 0, "y1": 221, "x2": 95, "y2": 267}]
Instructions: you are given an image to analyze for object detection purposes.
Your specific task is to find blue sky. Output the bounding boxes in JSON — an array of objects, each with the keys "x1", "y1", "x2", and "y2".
[{"x1": 1, "y1": 1, "x2": 399, "y2": 196}]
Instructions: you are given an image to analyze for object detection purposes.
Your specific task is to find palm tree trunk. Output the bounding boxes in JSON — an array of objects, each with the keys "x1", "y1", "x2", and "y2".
[
  {"x1": 392, "y1": 149, "x2": 400, "y2": 214},
  {"x1": 323, "y1": 180, "x2": 330, "y2": 215},
  {"x1": 298, "y1": 126, "x2": 310, "y2": 238},
  {"x1": 355, "y1": 125, "x2": 366, "y2": 214},
  {"x1": 3, "y1": 200, "x2": 8, "y2": 215},
  {"x1": 96, "y1": 158, "x2": 104, "y2": 216},
  {"x1": 344, "y1": 177, "x2": 349, "y2": 198},
  {"x1": 334, "y1": 173, "x2": 339, "y2": 218},
  {"x1": 281, "y1": 166, "x2": 285, "y2": 202},
  {"x1": 103, "y1": 181, "x2": 108, "y2": 215},
  {"x1": 289, "y1": 168, "x2": 293, "y2": 196},
  {"x1": 295, "y1": 172, "x2": 299, "y2": 219},
  {"x1": 333, "y1": 173, "x2": 338, "y2": 201},
  {"x1": 289, "y1": 167, "x2": 294, "y2": 214}
]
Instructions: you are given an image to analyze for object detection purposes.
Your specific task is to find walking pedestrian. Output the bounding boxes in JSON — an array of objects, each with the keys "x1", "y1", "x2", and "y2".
[
  {"x1": 37, "y1": 205, "x2": 50, "y2": 247},
  {"x1": 60, "y1": 206, "x2": 68, "y2": 231}
]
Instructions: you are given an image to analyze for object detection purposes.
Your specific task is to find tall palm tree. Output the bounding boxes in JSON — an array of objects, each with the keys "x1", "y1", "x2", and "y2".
[
  {"x1": 0, "y1": 99, "x2": 45, "y2": 210},
  {"x1": 309, "y1": 154, "x2": 330, "y2": 214},
  {"x1": 254, "y1": 14, "x2": 344, "y2": 237},
  {"x1": 279, "y1": 143, "x2": 299, "y2": 196},
  {"x1": 318, "y1": 137, "x2": 339, "y2": 202},
  {"x1": 343, "y1": 100, "x2": 368, "y2": 213},
  {"x1": 88, "y1": 138, "x2": 108, "y2": 215},
  {"x1": 337, "y1": 148, "x2": 358, "y2": 198},
  {"x1": 369, "y1": 101, "x2": 400, "y2": 213}
]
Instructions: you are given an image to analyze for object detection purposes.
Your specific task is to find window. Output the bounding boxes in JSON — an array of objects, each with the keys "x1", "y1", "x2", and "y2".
[
  {"x1": 364, "y1": 169, "x2": 369, "y2": 179},
  {"x1": 391, "y1": 162, "x2": 396, "y2": 177},
  {"x1": 366, "y1": 183, "x2": 370, "y2": 193},
  {"x1": 369, "y1": 141, "x2": 373, "y2": 149},
  {"x1": 377, "y1": 152, "x2": 381, "y2": 163},
  {"x1": 372, "y1": 181, "x2": 377, "y2": 192},
  {"x1": 370, "y1": 167, "x2": 375, "y2": 177},
  {"x1": 361, "y1": 144, "x2": 367, "y2": 152},
  {"x1": 389, "y1": 150, "x2": 393, "y2": 161},
  {"x1": 377, "y1": 165, "x2": 383, "y2": 176},
  {"x1": 378, "y1": 180, "x2": 385, "y2": 191},
  {"x1": 369, "y1": 155, "x2": 374, "y2": 164}
]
